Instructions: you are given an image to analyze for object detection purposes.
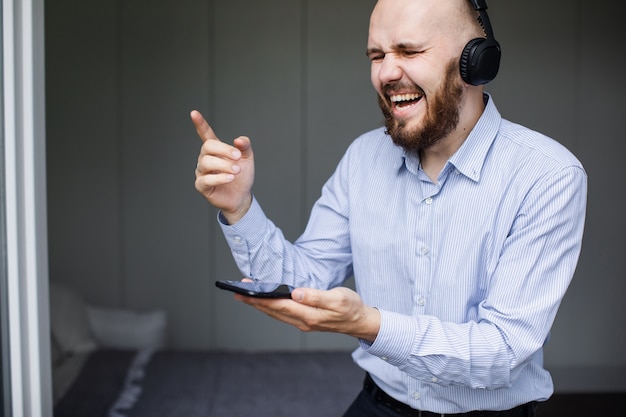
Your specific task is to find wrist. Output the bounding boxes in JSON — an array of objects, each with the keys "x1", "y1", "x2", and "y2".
[
  {"x1": 352, "y1": 306, "x2": 380, "y2": 343},
  {"x1": 222, "y1": 194, "x2": 253, "y2": 225}
]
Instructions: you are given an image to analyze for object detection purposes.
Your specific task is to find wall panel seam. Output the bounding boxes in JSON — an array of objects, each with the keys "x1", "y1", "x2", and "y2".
[
  {"x1": 299, "y1": 0, "x2": 309, "y2": 350},
  {"x1": 115, "y1": 0, "x2": 126, "y2": 308}
]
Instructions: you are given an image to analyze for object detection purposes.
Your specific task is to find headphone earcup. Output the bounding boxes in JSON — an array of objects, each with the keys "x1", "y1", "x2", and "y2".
[
  {"x1": 460, "y1": 38, "x2": 483, "y2": 85},
  {"x1": 460, "y1": 37, "x2": 501, "y2": 86}
]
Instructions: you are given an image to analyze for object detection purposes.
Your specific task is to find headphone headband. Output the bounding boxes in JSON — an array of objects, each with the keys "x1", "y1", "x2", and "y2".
[
  {"x1": 459, "y1": 0, "x2": 501, "y2": 85},
  {"x1": 470, "y1": 0, "x2": 488, "y2": 11}
]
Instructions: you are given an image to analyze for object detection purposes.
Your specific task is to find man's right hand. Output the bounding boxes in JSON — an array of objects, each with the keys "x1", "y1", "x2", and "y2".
[{"x1": 191, "y1": 110, "x2": 255, "y2": 224}]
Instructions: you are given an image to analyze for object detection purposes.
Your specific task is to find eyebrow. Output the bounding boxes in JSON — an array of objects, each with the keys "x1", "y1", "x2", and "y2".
[{"x1": 394, "y1": 42, "x2": 423, "y2": 51}]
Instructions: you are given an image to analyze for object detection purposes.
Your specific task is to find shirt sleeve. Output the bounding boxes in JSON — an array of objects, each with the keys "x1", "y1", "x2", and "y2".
[
  {"x1": 218, "y1": 153, "x2": 355, "y2": 290},
  {"x1": 361, "y1": 165, "x2": 587, "y2": 389}
]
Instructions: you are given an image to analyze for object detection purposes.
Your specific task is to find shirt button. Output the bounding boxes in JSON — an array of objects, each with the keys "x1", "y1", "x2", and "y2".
[
  {"x1": 431, "y1": 377, "x2": 438, "y2": 383},
  {"x1": 413, "y1": 392, "x2": 421, "y2": 400},
  {"x1": 420, "y1": 247, "x2": 429, "y2": 255},
  {"x1": 425, "y1": 197, "x2": 433, "y2": 205},
  {"x1": 381, "y1": 356, "x2": 389, "y2": 361},
  {"x1": 418, "y1": 297, "x2": 426, "y2": 306},
  {"x1": 233, "y1": 236, "x2": 243, "y2": 244}
]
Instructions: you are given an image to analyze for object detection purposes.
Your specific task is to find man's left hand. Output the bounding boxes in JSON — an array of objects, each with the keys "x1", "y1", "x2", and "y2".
[{"x1": 235, "y1": 286, "x2": 380, "y2": 343}]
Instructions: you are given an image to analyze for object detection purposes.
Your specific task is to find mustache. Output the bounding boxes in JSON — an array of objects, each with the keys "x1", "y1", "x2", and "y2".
[{"x1": 382, "y1": 82, "x2": 425, "y2": 97}]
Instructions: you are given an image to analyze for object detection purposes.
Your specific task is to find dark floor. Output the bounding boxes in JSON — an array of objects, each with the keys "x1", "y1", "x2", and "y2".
[{"x1": 535, "y1": 392, "x2": 626, "y2": 415}]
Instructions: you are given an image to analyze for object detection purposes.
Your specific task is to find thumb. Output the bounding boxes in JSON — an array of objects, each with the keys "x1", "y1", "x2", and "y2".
[
  {"x1": 233, "y1": 135, "x2": 254, "y2": 159},
  {"x1": 291, "y1": 288, "x2": 306, "y2": 302},
  {"x1": 291, "y1": 288, "x2": 325, "y2": 306}
]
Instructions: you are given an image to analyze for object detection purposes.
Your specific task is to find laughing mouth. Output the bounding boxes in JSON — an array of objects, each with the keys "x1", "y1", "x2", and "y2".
[{"x1": 390, "y1": 93, "x2": 423, "y2": 109}]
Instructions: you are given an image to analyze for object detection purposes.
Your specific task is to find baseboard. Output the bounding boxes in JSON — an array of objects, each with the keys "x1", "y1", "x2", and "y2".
[{"x1": 549, "y1": 366, "x2": 626, "y2": 393}]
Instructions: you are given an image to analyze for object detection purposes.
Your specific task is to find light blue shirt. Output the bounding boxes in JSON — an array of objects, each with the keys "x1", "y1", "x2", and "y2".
[{"x1": 219, "y1": 96, "x2": 587, "y2": 413}]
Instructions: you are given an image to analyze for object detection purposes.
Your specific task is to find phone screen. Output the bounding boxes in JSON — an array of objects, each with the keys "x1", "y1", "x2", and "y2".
[{"x1": 215, "y1": 280, "x2": 294, "y2": 298}]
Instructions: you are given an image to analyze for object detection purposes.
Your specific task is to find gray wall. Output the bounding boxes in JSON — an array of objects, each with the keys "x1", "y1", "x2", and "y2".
[{"x1": 46, "y1": 0, "x2": 625, "y2": 391}]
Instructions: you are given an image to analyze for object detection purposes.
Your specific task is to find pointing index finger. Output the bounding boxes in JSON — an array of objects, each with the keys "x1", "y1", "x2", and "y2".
[{"x1": 190, "y1": 110, "x2": 219, "y2": 143}]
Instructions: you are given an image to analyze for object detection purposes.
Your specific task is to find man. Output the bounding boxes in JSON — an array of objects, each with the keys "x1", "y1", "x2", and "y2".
[{"x1": 192, "y1": 0, "x2": 587, "y2": 415}]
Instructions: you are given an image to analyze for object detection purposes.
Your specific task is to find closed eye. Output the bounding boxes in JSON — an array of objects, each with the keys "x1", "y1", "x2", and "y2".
[
  {"x1": 395, "y1": 42, "x2": 426, "y2": 58},
  {"x1": 400, "y1": 49, "x2": 423, "y2": 58},
  {"x1": 366, "y1": 49, "x2": 385, "y2": 62},
  {"x1": 366, "y1": 49, "x2": 424, "y2": 62}
]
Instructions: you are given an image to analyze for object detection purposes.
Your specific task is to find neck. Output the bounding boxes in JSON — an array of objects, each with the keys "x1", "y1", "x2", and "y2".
[{"x1": 419, "y1": 88, "x2": 485, "y2": 182}]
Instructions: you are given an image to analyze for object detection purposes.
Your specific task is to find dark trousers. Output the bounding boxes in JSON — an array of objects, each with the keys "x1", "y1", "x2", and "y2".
[
  {"x1": 344, "y1": 390, "x2": 413, "y2": 417},
  {"x1": 343, "y1": 380, "x2": 538, "y2": 417}
]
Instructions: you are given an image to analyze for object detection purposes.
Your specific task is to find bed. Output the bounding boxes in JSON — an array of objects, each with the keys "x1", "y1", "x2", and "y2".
[
  {"x1": 49, "y1": 282, "x2": 363, "y2": 417},
  {"x1": 53, "y1": 349, "x2": 362, "y2": 417}
]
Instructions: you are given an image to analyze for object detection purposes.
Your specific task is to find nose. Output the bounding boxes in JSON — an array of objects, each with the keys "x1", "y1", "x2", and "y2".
[{"x1": 376, "y1": 54, "x2": 403, "y2": 85}]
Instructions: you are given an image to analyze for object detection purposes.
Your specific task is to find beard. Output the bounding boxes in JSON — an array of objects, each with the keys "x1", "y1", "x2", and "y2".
[{"x1": 378, "y1": 59, "x2": 464, "y2": 153}]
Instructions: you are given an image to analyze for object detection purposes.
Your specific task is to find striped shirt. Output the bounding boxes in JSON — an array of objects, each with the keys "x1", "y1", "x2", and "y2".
[{"x1": 219, "y1": 95, "x2": 587, "y2": 413}]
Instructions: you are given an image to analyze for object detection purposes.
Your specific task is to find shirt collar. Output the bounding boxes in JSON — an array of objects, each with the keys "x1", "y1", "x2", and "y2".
[
  {"x1": 448, "y1": 94, "x2": 501, "y2": 182},
  {"x1": 392, "y1": 94, "x2": 502, "y2": 180}
]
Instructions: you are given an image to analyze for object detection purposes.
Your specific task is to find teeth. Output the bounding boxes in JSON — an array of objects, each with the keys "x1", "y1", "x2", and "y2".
[{"x1": 390, "y1": 93, "x2": 421, "y2": 103}]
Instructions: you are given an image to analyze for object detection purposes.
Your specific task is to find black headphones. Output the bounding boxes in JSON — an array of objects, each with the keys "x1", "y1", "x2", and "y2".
[{"x1": 459, "y1": 0, "x2": 501, "y2": 85}]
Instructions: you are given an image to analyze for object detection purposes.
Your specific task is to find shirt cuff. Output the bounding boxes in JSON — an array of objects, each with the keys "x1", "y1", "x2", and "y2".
[
  {"x1": 218, "y1": 196, "x2": 269, "y2": 253},
  {"x1": 360, "y1": 309, "x2": 417, "y2": 366}
]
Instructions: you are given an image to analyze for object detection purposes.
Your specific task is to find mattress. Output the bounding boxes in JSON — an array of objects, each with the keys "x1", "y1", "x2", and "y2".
[{"x1": 53, "y1": 349, "x2": 363, "y2": 417}]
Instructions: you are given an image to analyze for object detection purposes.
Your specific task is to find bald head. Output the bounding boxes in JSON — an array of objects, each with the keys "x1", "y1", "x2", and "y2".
[{"x1": 369, "y1": 0, "x2": 484, "y2": 56}]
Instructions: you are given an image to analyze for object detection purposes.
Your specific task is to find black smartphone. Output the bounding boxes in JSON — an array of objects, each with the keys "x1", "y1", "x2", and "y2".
[{"x1": 215, "y1": 280, "x2": 294, "y2": 299}]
